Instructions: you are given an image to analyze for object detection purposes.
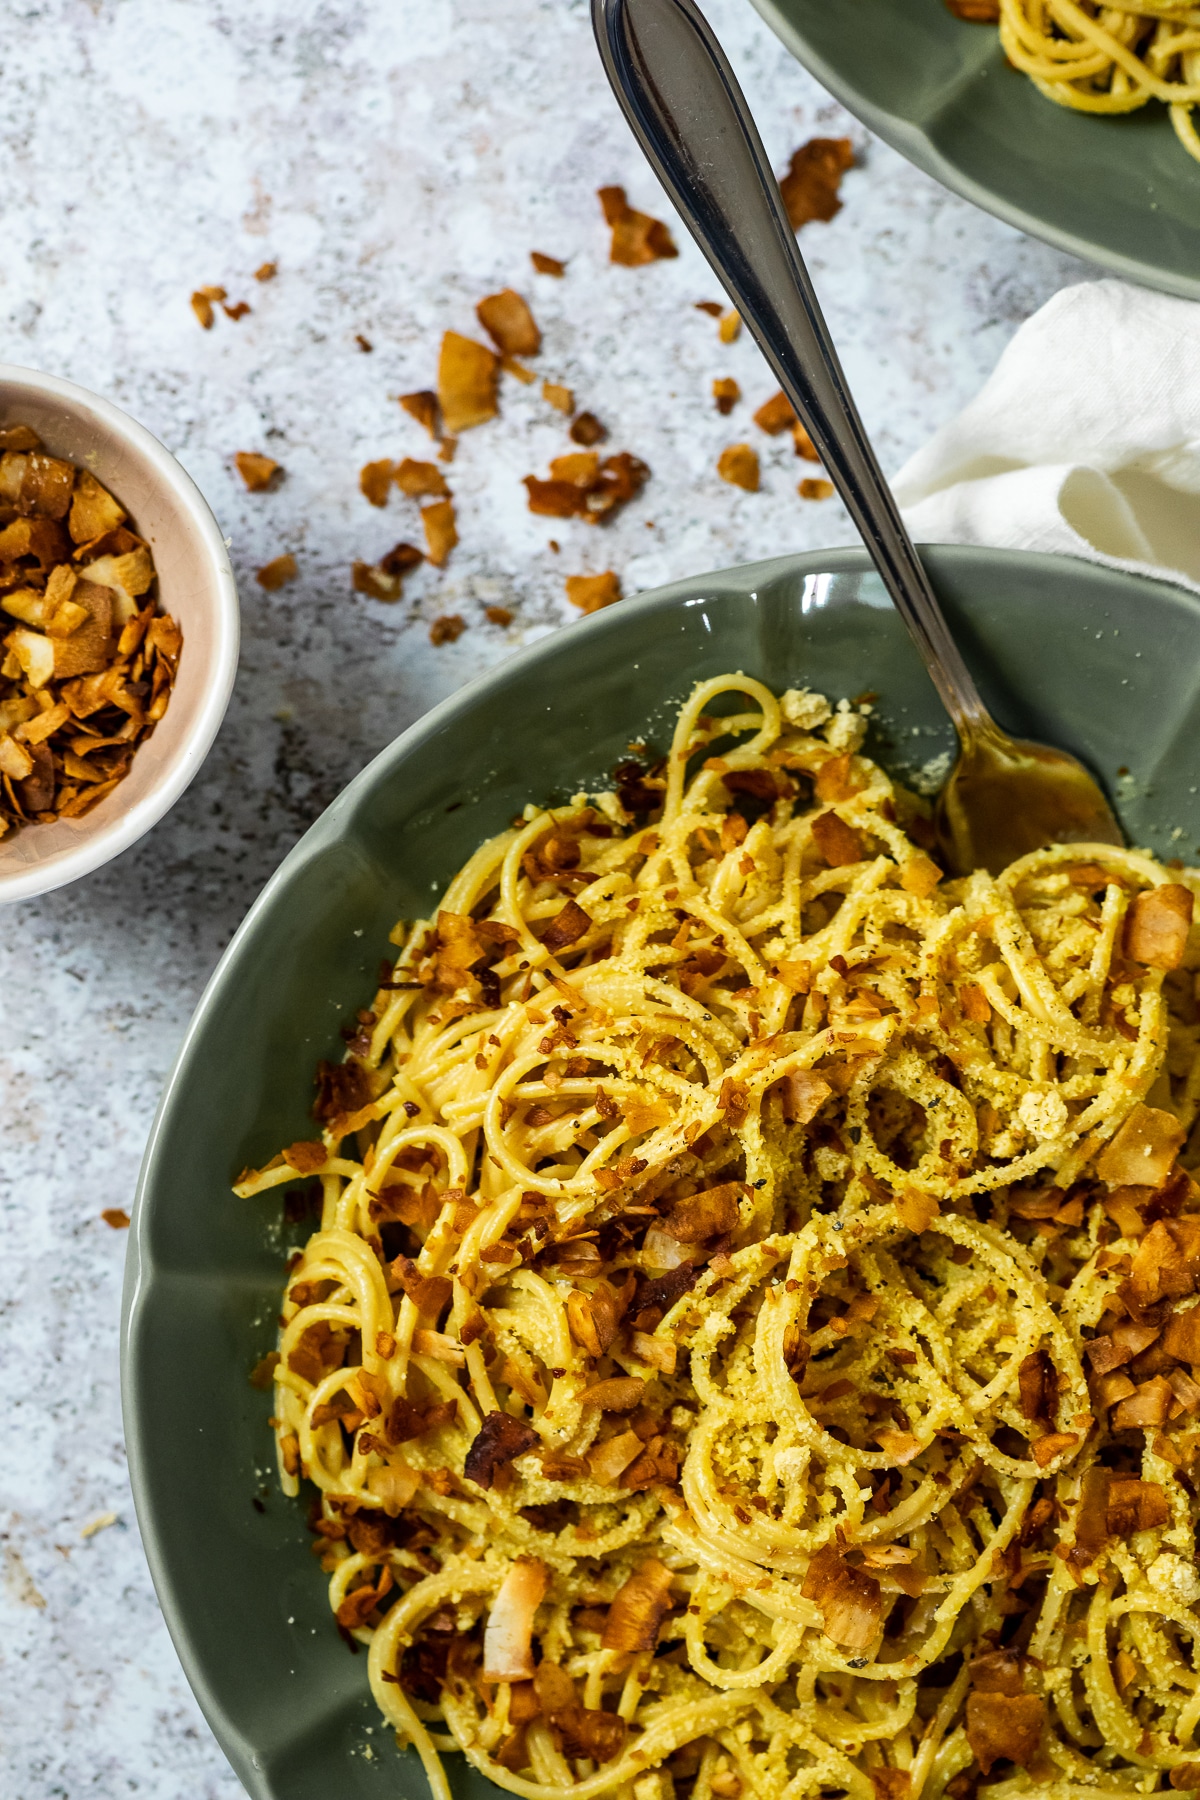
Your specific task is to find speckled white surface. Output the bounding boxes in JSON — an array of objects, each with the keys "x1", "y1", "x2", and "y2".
[{"x1": 0, "y1": 2, "x2": 1093, "y2": 1795}]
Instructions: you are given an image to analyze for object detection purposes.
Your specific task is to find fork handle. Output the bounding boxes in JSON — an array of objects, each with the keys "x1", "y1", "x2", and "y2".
[{"x1": 592, "y1": 0, "x2": 991, "y2": 739}]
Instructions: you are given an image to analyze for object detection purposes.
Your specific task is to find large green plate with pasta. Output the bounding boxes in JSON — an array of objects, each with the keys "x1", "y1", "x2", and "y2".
[
  {"x1": 124, "y1": 544, "x2": 1200, "y2": 1800},
  {"x1": 751, "y1": 0, "x2": 1200, "y2": 300}
]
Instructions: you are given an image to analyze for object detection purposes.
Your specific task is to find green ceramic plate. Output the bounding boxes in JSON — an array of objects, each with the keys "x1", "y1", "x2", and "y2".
[
  {"x1": 123, "y1": 544, "x2": 1200, "y2": 1799},
  {"x1": 750, "y1": 0, "x2": 1200, "y2": 298}
]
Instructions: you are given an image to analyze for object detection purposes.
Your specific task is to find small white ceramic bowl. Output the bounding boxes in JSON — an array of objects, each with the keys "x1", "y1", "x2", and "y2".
[{"x1": 0, "y1": 364, "x2": 239, "y2": 904}]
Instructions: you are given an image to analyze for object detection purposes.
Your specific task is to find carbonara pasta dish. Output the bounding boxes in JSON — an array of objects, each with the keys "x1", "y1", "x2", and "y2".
[
  {"x1": 238, "y1": 673, "x2": 1200, "y2": 1800},
  {"x1": 994, "y1": 0, "x2": 1200, "y2": 165}
]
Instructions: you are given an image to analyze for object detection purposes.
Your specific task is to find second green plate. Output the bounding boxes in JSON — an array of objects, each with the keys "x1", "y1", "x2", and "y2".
[{"x1": 751, "y1": 0, "x2": 1200, "y2": 298}]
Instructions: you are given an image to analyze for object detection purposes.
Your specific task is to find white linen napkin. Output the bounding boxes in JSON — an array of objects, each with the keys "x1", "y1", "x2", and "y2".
[{"x1": 894, "y1": 278, "x2": 1200, "y2": 595}]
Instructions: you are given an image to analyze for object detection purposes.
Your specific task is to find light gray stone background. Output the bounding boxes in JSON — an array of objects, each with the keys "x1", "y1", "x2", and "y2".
[{"x1": 0, "y1": 0, "x2": 1092, "y2": 1794}]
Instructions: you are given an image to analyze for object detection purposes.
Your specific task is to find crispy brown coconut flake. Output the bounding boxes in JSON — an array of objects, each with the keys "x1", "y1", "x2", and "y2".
[
  {"x1": 482, "y1": 1562, "x2": 550, "y2": 1684},
  {"x1": 359, "y1": 460, "x2": 394, "y2": 507},
  {"x1": 438, "y1": 332, "x2": 500, "y2": 434},
  {"x1": 101, "y1": 1208, "x2": 130, "y2": 1229},
  {"x1": 578, "y1": 1376, "x2": 645, "y2": 1412},
  {"x1": 601, "y1": 1557, "x2": 674, "y2": 1652},
  {"x1": 799, "y1": 479, "x2": 835, "y2": 501},
  {"x1": 801, "y1": 1542, "x2": 882, "y2": 1650},
  {"x1": 713, "y1": 378, "x2": 741, "y2": 415},
  {"x1": 597, "y1": 186, "x2": 678, "y2": 265},
  {"x1": 463, "y1": 1411, "x2": 538, "y2": 1489},
  {"x1": 541, "y1": 899, "x2": 593, "y2": 952},
  {"x1": 566, "y1": 1282, "x2": 622, "y2": 1357},
  {"x1": 811, "y1": 809, "x2": 864, "y2": 867},
  {"x1": 421, "y1": 500, "x2": 457, "y2": 568},
  {"x1": 555, "y1": 1704, "x2": 628, "y2": 1763},
  {"x1": 945, "y1": 0, "x2": 1000, "y2": 17},
  {"x1": 570, "y1": 412, "x2": 608, "y2": 446},
  {"x1": 255, "y1": 553, "x2": 298, "y2": 591},
  {"x1": 234, "y1": 452, "x2": 281, "y2": 492},
  {"x1": 964, "y1": 1691, "x2": 1044, "y2": 1776},
  {"x1": 542, "y1": 382, "x2": 573, "y2": 414},
  {"x1": 779, "y1": 138, "x2": 855, "y2": 231},
  {"x1": 717, "y1": 444, "x2": 759, "y2": 491},
  {"x1": 794, "y1": 423, "x2": 820, "y2": 462},
  {"x1": 190, "y1": 285, "x2": 225, "y2": 327},
  {"x1": 1125, "y1": 884, "x2": 1193, "y2": 970},
  {"x1": 664, "y1": 1182, "x2": 742, "y2": 1242},
  {"x1": 399, "y1": 390, "x2": 439, "y2": 438},
  {"x1": 525, "y1": 452, "x2": 649, "y2": 525},
  {"x1": 530, "y1": 251, "x2": 566, "y2": 277},
  {"x1": 754, "y1": 391, "x2": 796, "y2": 435},
  {"x1": 773, "y1": 1070, "x2": 832, "y2": 1125},
  {"x1": 0, "y1": 433, "x2": 179, "y2": 836},
  {"x1": 1128, "y1": 1215, "x2": 1200, "y2": 1308},
  {"x1": 869, "y1": 1774, "x2": 911, "y2": 1800},
  {"x1": 429, "y1": 614, "x2": 466, "y2": 647},
  {"x1": 476, "y1": 290, "x2": 541, "y2": 359},
  {"x1": 566, "y1": 572, "x2": 621, "y2": 615}
]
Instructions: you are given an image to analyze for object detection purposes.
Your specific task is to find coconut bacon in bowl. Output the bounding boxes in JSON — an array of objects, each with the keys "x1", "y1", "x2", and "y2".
[
  {"x1": 0, "y1": 422, "x2": 180, "y2": 835},
  {"x1": 237, "y1": 671, "x2": 1200, "y2": 1800}
]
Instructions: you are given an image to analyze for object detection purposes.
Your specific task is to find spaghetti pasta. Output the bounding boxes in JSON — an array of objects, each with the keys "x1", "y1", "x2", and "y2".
[
  {"x1": 239, "y1": 673, "x2": 1200, "y2": 1799},
  {"x1": 996, "y1": 0, "x2": 1200, "y2": 165}
]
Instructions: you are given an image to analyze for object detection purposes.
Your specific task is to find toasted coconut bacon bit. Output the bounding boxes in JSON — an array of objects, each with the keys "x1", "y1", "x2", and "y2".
[
  {"x1": 352, "y1": 543, "x2": 423, "y2": 602},
  {"x1": 399, "y1": 390, "x2": 439, "y2": 438},
  {"x1": 664, "y1": 1182, "x2": 742, "y2": 1242},
  {"x1": 482, "y1": 1558, "x2": 549, "y2": 1680},
  {"x1": 718, "y1": 310, "x2": 740, "y2": 344},
  {"x1": 811, "y1": 809, "x2": 864, "y2": 867},
  {"x1": 395, "y1": 458, "x2": 449, "y2": 499},
  {"x1": 429, "y1": 614, "x2": 466, "y2": 647},
  {"x1": 754, "y1": 391, "x2": 796, "y2": 435},
  {"x1": 438, "y1": 331, "x2": 500, "y2": 435},
  {"x1": 542, "y1": 382, "x2": 573, "y2": 415},
  {"x1": 779, "y1": 138, "x2": 855, "y2": 232},
  {"x1": 713, "y1": 378, "x2": 741, "y2": 415},
  {"x1": 190, "y1": 284, "x2": 226, "y2": 328},
  {"x1": 255, "y1": 553, "x2": 297, "y2": 591},
  {"x1": 360, "y1": 460, "x2": 394, "y2": 507},
  {"x1": 945, "y1": 0, "x2": 1000, "y2": 17},
  {"x1": 0, "y1": 433, "x2": 178, "y2": 838},
  {"x1": 598, "y1": 186, "x2": 679, "y2": 265},
  {"x1": 869, "y1": 1774, "x2": 911, "y2": 1800},
  {"x1": 1124, "y1": 884, "x2": 1193, "y2": 970},
  {"x1": 800, "y1": 479, "x2": 835, "y2": 501},
  {"x1": 234, "y1": 452, "x2": 281, "y2": 493},
  {"x1": 541, "y1": 898, "x2": 591, "y2": 951},
  {"x1": 601, "y1": 1558, "x2": 674, "y2": 1653},
  {"x1": 569, "y1": 411, "x2": 607, "y2": 446},
  {"x1": 531, "y1": 251, "x2": 566, "y2": 277},
  {"x1": 964, "y1": 1692, "x2": 1045, "y2": 1776},
  {"x1": 801, "y1": 1542, "x2": 882, "y2": 1650},
  {"x1": 476, "y1": 290, "x2": 541, "y2": 359},
  {"x1": 1097, "y1": 1103, "x2": 1187, "y2": 1190},
  {"x1": 717, "y1": 444, "x2": 759, "y2": 492},
  {"x1": 566, "y1": 572, "x2": 621, "y2": 615},
  {"x1": 421, "y1": 500, "x2": 457, "y2": 569},
  {"x1": 463, "y1": 1411, "x2": 538, "y2": 1489},
  {"x1": 524, "y1": 452, "x2": 649, "y2": 524}
]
